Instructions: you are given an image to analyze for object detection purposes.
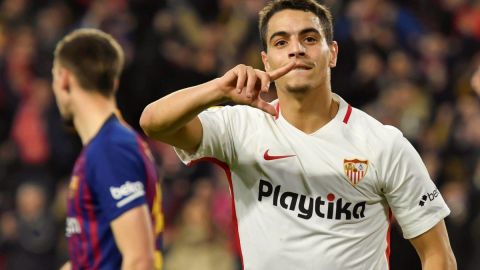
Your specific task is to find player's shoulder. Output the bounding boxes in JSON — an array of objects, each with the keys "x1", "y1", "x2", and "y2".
[
  {"x1": 86, "y1": 115, "x2": 142, "y2": 158},
  {"x1": 349, "y1": 107, "x2": 402, "y2": 137},
  {"x1": 344, "y1": 101, "x2": 403, "y2": 151}
]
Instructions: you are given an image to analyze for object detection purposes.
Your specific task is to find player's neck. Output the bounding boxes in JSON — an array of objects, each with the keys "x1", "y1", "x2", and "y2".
[
  {"x1": 277, "y1": 88, "x2": 339, "y2": 134},
  {"x1": 72, "y1": 89, "x2": 117, "y2": 145}
]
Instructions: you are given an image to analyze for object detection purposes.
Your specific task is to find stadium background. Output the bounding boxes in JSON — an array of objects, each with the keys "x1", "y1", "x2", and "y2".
[{"x1": 0, "y1": 0, "x2": 479, "y2": 269}]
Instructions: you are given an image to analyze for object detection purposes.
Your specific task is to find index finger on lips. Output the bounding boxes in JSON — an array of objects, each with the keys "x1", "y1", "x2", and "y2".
[{"x1": 267, "y1": 61, "x2": 296, "y2": 81}]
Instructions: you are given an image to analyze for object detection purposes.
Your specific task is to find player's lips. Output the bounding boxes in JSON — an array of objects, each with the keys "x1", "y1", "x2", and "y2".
[{"x1": 292, "y1": 62, "x2": 313, "y2": 70}]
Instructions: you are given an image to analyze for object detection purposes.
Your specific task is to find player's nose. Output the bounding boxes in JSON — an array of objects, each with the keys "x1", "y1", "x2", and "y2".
[{"x1": 288, "y1": 39, "x2": 306, "y2": 58}]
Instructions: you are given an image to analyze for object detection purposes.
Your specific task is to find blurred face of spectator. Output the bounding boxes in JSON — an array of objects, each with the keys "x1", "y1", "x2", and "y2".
[
  {"x1": 16, "y1": 184, "x2": 46, "y2": 220},
  {"x1": 471, "y1": 65, "x2": 480, "y2": 95},
  {"x1": 51, "y1": 62, "x2": 73, "y2": 122},
  {"x1": 2, "y1": 0, "x2": 28, "y2": 19},
  {"x1": 356, "y1": 50, "x2": 383, "y2": 80},
  {"x1": 261, "y1": 10, "x2": 338, "y2": 93},
  {"x1": 419, "y1": 33, "x2": 447, "y2": 59},
  {"x1": 31, "y1": 79, "x2": 52, "y2": 109},
  {"x1": 388, "y1": 51, "x2": 412, "y2": 78}
]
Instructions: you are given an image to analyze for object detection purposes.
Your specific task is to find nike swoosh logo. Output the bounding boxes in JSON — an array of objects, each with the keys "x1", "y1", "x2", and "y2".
[{"x1": 263, "y1": 149, "x2": 296, "y2": 160}]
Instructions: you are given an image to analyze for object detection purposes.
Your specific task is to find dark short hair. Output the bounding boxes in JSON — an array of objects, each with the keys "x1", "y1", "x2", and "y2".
[
  {"x1": 259, "y1": 0, "x2": 334, "y2": 51},
  {"x1": 54, "y1": 29, "x2": 124, "y2": 96}
]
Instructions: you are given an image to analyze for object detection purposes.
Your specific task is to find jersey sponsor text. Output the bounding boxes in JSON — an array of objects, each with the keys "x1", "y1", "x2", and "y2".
[
  {"x1": 258, "y1": 179, "x2": 366, "y2": 220},
  {"x1": 66, "y1": 217, "x2": 81, "y2": 237},
  {"x1": 418, "y1": 188, "x2": 440, "y2": 207},
  {"x1": 109, "y1": 181, "x2": 145, "y2": 207}
]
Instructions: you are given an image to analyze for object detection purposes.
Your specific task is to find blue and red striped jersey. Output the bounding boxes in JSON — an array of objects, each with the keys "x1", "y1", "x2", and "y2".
[{"x1": 66, "y1": 114, "x2": 163, "y2": 270}]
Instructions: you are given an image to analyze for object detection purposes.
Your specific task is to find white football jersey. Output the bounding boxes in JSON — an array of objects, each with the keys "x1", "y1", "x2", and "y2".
[{"x1": 175, "y1": 94, "x2": 450, "y2": 270}]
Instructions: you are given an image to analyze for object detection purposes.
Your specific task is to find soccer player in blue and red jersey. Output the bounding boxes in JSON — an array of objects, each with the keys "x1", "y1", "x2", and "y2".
[{"x1": 52, "y1": 29, "x2": 163, "y2": 270}]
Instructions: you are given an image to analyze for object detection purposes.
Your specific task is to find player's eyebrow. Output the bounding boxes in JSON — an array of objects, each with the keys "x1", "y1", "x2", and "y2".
[
  {"x1": 269, "y1": 27, "x2": 322, "y2": 43},
  {"x1": 269, "y1": 31, "x2": 288, "y2": 43},
  {"x1": 299, "y1": 28, "x2": 321, "y2": 37}
]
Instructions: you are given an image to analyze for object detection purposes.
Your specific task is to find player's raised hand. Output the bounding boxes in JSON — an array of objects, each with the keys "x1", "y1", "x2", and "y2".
[{"x1": 215, "y1": 61, "x2": 295, "y2": 115}]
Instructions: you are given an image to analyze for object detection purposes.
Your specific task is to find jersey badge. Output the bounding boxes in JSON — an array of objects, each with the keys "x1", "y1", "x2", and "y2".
[{"x1": 343, "y1": 159, "x2": 368, "y2": 185}]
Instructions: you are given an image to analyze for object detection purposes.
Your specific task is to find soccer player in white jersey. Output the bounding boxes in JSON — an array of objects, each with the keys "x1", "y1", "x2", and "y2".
[{"x1": 140, "y1": 0, "x2": 456, "y2": 269}]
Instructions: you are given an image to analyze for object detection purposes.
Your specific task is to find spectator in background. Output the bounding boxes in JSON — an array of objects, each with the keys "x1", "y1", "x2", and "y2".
[
  {"x1": 10, "y1": 79, "x2": 52, "y2": 167},
  {"x1": 467, "y1": 61, "x2": 480, "y2": 270},
  {"x1": 0, "y1": 182, "x2": 57, "y2": 270},
  {"x1": 165, "y1": 190, "x2": 235, "y2": 270}
]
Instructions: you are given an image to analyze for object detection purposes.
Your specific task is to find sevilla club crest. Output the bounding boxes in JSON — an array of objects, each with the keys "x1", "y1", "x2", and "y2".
[{"x1": 344, "y1": 159, "x2": 368, "y2": 185}]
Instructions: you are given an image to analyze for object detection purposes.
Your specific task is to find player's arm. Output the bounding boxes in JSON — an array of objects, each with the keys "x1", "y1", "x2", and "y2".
[
  {"x1": 139, "y1": 62, "x2": 295, "y2": 152},
  {"x1": 111, "y1": 205, "x2": 155, "y2": 270},
  {"x1": 409, "y1": 220, "x2": 457, "y2": 270}
]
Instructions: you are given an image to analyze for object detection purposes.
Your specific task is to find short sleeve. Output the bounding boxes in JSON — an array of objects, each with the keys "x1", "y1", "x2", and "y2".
[
  {"x1": 380, "y1": 134, "x2": 450, "y2": 239},
  {"x1": 87, "y1": 142, "x2": 147, "y2": 222},
  {"x1": 174, "y1": 106, "x2": 236, "y2": 164}
]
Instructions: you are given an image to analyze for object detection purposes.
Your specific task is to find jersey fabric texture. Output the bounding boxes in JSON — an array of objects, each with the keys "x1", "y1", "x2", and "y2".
[
  {"x1": 66, "y1": 115, "x2": 163, "y2": 270},
  {"x1": 175, "y1": 94, "x2": 450, "y2": 270}
]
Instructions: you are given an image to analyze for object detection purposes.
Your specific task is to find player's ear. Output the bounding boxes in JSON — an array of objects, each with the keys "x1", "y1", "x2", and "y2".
[
  {"x1": 58, "y1": 67, "x2": 71, "y2": 93},
  {"x1": 329, "y1": 41, "x2": 338, "y2": 68},
  {"x1": 261, "y1": 51, "x2": 271, "y2": 71}
]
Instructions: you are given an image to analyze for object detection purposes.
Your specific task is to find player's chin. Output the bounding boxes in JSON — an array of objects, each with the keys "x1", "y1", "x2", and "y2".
[{"x1": 285, "y1": 83, "x2": 311, "y2": 93}]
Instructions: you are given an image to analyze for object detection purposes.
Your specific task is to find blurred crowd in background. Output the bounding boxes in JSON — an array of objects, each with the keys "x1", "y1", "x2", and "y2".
[{"x1": 0, "y1": 0, "x2": 479, "y2": 269}]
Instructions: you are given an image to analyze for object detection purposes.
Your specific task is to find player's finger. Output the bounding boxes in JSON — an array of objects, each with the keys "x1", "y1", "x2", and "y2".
[
  {"x1": 255, "y1": 69, "x2": 271, "y2": 92},
  {"x1": 245, "y1": 66, "x2": 257, "y2": 99},
  {"x1": 235, "y1": 65, "x2": 247, "y2": 93},
  {"x1": 267, "y1": 61, "x2": 296, "y2": 81},
  {"x1": 252, "y1": 98, "x2": 277, "y2": 116}
]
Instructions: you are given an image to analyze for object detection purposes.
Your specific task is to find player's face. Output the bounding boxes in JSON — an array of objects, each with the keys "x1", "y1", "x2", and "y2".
[
  {"x1": 51, "y1": 62, "x2": 73, "y2": 122},
  {"x1": 262, "y1": 9, "x2": 338, "y2": 93}
]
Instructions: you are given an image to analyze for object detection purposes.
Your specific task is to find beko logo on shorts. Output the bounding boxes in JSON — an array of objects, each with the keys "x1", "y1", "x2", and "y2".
[
  {"x1": 418, "y1": 188, "x2": 440, "y2": 207},
  {"x1": 258, "y1": 180, "x2": 366, "y2": 220},
  {"x1": 110, "y1": 181, "x2": 145, "y2": 208}
]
